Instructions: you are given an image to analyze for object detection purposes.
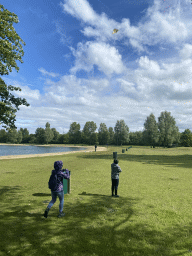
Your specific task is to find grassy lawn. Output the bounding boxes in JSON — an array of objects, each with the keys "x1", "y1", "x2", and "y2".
[{"x1": 1, "y1": 145, "x2": 192, "y2": 256}]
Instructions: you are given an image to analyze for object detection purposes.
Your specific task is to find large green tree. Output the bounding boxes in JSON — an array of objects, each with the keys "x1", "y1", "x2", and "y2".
[
  {"x1": 44, "y1": 122, "x2": 54, "y2": 144},
  {"x1": 57, "y1": 134, "x2": 66, "y2": 144},
  {"x1": 19, "y1": 127, "x2": 29, "y2": 143},
  {"x1": 17, "y1": 130, "x2": 22, "y2": 144},
  {"x1": 35, "y1": 128, "x2": 45, "y2": 144},
  {"x1": 82, "y1": 121, "x2": 97, "y2": 145},
  {"x1": 28, "y1": 134, "x2": 36, "y2": 144},
  {"x1": 180, "y1": 129, "x2": 192, "y2": 147},
  {"x1": 108, "y1": 127, "x2": 114, "y2": 145},
  {"x1": 98, "y1": 123, "x2": 109, "y2": 145},
  {"x1": 62, "y1": 133, "x2": 69, "y2": 144},
  {"x1": 143, "y1": 113, "x2": 159, "y2": 147},
  {"x1": 0, "y1": 129, "x2": 7, "y2": 142},
  {"x1": 6, "y1": 128, "x2": 18, "y2": 143},
  {"x1": 129, "y1": 131, "x2": 144, "y2": 145},
  {"x1": 68, "y1": 122, "x2": 81, "y2": 144},
  {"x1": 50, "y1": 128, "x2": 60, "y2": 144},
  {"x1": 0, "y1": 5, "x2": 30, "y2": 132},
  {"x1": 114, "y1": 120, "x2": 129, "y2": 145},
  {"x1": 158, "y1": 111, "x2": 180, "y2": 147},
  {"x1": 90, "y1": 132, "x2": 99, "y2": 145}
]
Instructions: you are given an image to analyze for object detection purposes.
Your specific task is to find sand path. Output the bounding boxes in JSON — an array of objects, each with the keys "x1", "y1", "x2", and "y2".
[{"x1": 0, "y1": 144, "x2": 107, "y2": 160}]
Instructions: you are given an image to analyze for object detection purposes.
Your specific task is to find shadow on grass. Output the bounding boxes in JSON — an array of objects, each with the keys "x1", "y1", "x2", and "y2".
[
  {"x1": 77, "y1": 153, "x2": 192, "y2": 169},
  {"x1": 0, "y1": 185, "x2": 21, "y2": 198},
  {"x1": 0, "y1": 185, "x2": 192, "y2": 255},
  {"x1": 79, "y1": 192, "x2": 112, "y2": 197},
  {"x1": 2, "y1": 172, "x2": 15, "y2": 174},
  {"x1": 33, "y1": 193, "x2": 51, "y2": 197}
]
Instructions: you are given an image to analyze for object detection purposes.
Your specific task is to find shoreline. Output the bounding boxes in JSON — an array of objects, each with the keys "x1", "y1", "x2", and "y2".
[
  {"x1": 0, "y1": 144, "x2": 107, "y2": 160},
  {"x1": 0, "y1": 143, "x2": 88, "y2": 147}
]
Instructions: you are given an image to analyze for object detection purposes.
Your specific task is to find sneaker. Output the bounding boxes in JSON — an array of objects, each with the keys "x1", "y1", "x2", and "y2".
[
  {"x1": 58, "y1": 212, "x2": 65, "y2": 218},
  {"x1": 115, "y1": 195, "x2": 119, "y2": 197},
  {"x1": 44, "y1": 207, "x2": 50, "y2": 218}
]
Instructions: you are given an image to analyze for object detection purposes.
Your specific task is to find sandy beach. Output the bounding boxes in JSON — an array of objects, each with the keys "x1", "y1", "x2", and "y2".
[{"x1": 0, "y1": 144, "x2": 107, "y2": 160}]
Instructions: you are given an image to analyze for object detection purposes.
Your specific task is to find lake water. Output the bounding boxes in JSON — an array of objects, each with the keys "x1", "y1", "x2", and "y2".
[{"x1": 0, "y1": 145, "x2": 87, "y2": 156}]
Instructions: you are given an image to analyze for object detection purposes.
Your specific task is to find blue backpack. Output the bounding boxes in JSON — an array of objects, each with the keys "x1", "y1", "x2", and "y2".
[{"x1": 48, "y1": 170, "x2": 58, "y2": 191}]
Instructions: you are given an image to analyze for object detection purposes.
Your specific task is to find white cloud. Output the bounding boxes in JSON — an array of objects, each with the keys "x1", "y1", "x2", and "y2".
[
  {"x1": 7, "y1": 83, "x2": 41, "y2": 101},
  {"x1": 69, "y1": 41, "x2": 126, "y2": 76},
  {"x1": 60, "y1": 0, "x2": 98, "y2": 24},
  {"x1": 38, "y1": 68, "x2": 60, "y2": 78},
  {"x1": 41, "y1": 74, "x2": 110, "y2": 107},
  {"x1": 117, "y1": 79, "x2": 138, "y2": 98},
  {"x1": 53, "y1": 20, "x2": 73, "y2": 46},
  {"x1": 179, "y1": 43, "x2": 192, "y2": 60},
  {"x1": 136, "y1": 56, "x2": 161, "y2": 72}
]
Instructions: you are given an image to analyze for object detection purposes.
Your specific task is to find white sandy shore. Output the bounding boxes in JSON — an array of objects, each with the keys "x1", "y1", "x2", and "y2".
[{"x1": 0, "y1": 144, "x2": 107, "y2": 160}]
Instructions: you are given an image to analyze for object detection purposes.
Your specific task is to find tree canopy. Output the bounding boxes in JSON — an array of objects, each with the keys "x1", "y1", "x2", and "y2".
[
  {"x1": 68, "y1": 122, "x2": 81, "y2": 144},
  {"x1": 114, "y1": 120, "x2": 129, "y2": 145},
  {"x1": 0, "y1": 5, "x2": 26, "y2": 75},
  {"x1": 180, "y1": 129, "x2": 192, "y2": 147},
  {"x1": 158, "y1": 111, "x2": 180, "y2": 147},
  {"x1": 98, "y1": 123, "x2": 109, "y2": 145},
  {"x1": 0, "y1": 5, "x2": 30, "y2": 132},
  {"x1": 143, "y1": 113, "x2": 159, "y2": 147},
  {"x1": 82, "y1": 121, "x2": 97, "y2": 145}
]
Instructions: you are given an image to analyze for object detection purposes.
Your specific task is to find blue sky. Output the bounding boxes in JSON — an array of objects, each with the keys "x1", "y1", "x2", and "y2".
[{"x1": 1, "y1": 0, "x2": 192, "y2": 135}]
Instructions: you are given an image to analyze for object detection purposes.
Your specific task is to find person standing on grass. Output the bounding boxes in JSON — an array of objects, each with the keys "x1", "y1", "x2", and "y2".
[
  {"x1": 44, "y1": 161, "x2": 70, "y2": 218},
  {"x1": 111, "y1": 159, "x2": 122, "y2": 197}
]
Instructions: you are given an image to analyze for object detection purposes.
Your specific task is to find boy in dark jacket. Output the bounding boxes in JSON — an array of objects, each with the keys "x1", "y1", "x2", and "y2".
[
  {"x1": 111, "y1": 159, "x2": 122, "y2": 197},
  {"x1": 44, "y1": 161, "x2": 70, "y2": 218}
]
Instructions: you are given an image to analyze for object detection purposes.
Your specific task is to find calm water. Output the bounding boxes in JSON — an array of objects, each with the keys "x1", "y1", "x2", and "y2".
[{"x1": 0, "y1": 145, "x2": 87, "y2": 156}]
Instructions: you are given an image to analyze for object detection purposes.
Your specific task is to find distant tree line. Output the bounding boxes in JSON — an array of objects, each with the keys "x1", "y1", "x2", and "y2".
[{"x1": 0, "y1": 111, "x2": 191, "y2": 147}]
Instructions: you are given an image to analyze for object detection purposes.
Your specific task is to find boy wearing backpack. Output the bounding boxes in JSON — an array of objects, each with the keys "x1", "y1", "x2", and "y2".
[{"x1": 44, "y1": 161, "x2": 70, "y2": 218}]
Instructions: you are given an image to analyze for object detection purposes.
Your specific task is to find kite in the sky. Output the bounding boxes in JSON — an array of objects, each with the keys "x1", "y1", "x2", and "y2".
[{"x1": 112, "y1": 29, "x2": 119, "y2": 34}]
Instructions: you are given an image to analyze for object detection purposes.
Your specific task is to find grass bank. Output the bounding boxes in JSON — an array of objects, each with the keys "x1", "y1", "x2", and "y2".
[{"x1": 0, "y1": 146, "x2": 192, "y2": 255}]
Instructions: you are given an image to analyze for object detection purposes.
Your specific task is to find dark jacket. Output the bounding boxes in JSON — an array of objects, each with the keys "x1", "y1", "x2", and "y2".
[
  {"x1": 51, "y1": 161, "x2": 70, "y2": 192},
  {"x1": 111, "y1": 163, "x2": 122, "y2": 179}
]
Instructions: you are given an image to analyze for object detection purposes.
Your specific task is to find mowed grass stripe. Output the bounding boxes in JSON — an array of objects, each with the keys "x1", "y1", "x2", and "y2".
[{"x1": 0, "y1": 146, "x2": 192, "y2": 255}]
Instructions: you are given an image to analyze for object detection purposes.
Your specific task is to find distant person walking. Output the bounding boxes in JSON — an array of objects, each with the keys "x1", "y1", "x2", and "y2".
[
  {"x1": 44, "y1": 161, "x2": 70, "y2": 218},
  {"x1": 111, "y1": 159, "x2": 122, "y2": 197}
]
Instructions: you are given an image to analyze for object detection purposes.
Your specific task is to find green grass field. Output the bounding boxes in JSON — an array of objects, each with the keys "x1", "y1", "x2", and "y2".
[{"x1": 1, "y1": 145, "x2": 192, "y2": 256}]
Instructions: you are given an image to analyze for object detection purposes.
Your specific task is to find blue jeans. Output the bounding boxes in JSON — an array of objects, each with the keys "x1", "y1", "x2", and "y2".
[{"x1": 47, "y1": 190, "x2": 64, "y2": 213}]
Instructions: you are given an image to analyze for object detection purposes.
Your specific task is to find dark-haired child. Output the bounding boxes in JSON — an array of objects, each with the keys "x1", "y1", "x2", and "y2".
[{"x1": 111, "y1": 159, "x2": 122, "y2": 197}]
